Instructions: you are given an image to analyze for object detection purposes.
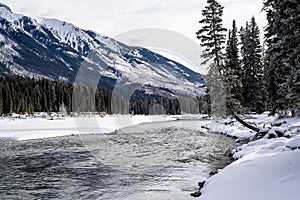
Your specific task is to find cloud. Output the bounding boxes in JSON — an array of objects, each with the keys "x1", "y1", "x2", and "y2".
[
  {"x1": 0, "y1": 0, "x2": 266, "y2": 71},
  {"x1": 1, "y1": 0, "x2": 266, "y2": 39}
]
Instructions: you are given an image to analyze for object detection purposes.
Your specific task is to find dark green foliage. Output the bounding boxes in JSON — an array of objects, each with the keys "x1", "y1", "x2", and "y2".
[
  {"x1": 225, "y1": 20, "x2": 240, "y2": 74},
  {"x1": 0, "y1": 76, "x2": 74, "y2": 115},
  {"x1": 0, "y1": 76, "x2": 182, "y2": 115},
  {"x1": 196, "y1": 0, "x2": 227, "y2": 70},
  {"x1": 2, "y1": 79, "x2": 13, "y2": 114},
  {"x1": 224, "y1": 20, "x2": 243, "y2": 114},
  {"x1": 0, "y1": 84, "x2": 3, "y2": 115},
  {"x1": 195, "y1": 0, "x2": 299, "y2": 116},
  {"x1": 290, "y1": 69, "x2": 300, "y2": 116},
  {"x1": 130, "y1": 98, "x2": 180, "y2": 115},
  {"x1": 240, "y1": 17, "x2": 265, "y2": 113},
  {"x1": 263, "y1": 0, "x2": 300, "y2": 116}
]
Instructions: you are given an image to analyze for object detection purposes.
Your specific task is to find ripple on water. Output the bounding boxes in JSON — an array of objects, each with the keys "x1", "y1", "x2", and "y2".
[{"x1": 0, "y1": 120, "x2": 237, "y2": 199}]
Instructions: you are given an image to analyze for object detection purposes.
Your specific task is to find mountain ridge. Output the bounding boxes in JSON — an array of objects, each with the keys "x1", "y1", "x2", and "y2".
[{"x1": 0, "y1": 3, "x2": 204, "y2": 100}]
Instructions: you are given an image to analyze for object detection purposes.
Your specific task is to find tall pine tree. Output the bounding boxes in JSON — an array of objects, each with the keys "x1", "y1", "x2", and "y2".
[
  {"x1": 196, "y1": 0, "x2": 227, "y2": 117},
  {"x1": 249, "y1": 17, "x2": 265, "y2": 113},
  {"x1": 196, "y1": 0, "x2": 227, "y2": 71},
  {"x1": 0, "y1": 85, "x2": 3, "y2": 116},
  {"x1": 240, "y1": 17, "x2": 264, "y2": 113},
  {"x1": 263, "y1": 0, "x2": 300, "y2": 116},
  {"x1": 2, "y1": 80, "x2": 13, "y2": 115},
  {"x1": 224, "y1": 20, "x2": 242, "y2": 114}
]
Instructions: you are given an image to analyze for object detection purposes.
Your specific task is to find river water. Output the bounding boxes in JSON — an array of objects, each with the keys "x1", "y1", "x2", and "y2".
[{"x1": 0, "y1": 120, "x2": 237, "y2": 200}]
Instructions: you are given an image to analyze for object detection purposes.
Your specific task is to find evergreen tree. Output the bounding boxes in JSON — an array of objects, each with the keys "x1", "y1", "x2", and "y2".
[
  {"x1": 240, "y1": 22, "x2": 253, "y2": 110},
  {"x1": 0, "y1": 85, "x2": 3, "y2": 115},
  {"x1": 33, "y1": 85, "x2": 42, "y2": 112},
  {"x1": 196, "y1": 0, "x2": 227, "y2": 117},
  {"x1": 290, "y1": 69, "x2": 300, "y2": 116},
  {"x1": 240, "y1": 17, "x2": 264, "y2": 113},
  {"x1": 46, "y1": 81, "x2": 56, "y2": 113},
  {"x1": 196, "y1": 0, "x2": 227, "y2": 71},
  {"x1": 64, "y1": 84, "x2": 73, "y2": 113},
  {"x1": 11, "y1": 79, "x2": 18, "y2": 112},
  {"x1": 2, "y1": 80, "x2": 13, "y2": 114},
  {"x1": 249, "y1": 17, "x2": 265, "y2": 113},
  {"x1": 225, "y1": 20, "x2": 240, "y2": 73},
  {"x1": 263, "y1": 0, "x2": 300, "y2": 116},
  {"x1": 224, "y1": 20, "x2": 242, "y2": 114},
  {"x1": 0, "y1": 75, "x2": 182, "y2": 116},
  {"x1": 41, "y1": 78, "x2": 48, "y2": 112}
]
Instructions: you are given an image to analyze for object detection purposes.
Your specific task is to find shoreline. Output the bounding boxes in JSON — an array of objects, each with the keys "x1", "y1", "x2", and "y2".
[
  {"x1": 0, "y1": 114, "x2": 178, "y2": 141},
  {"x1": 195, "y1": 114, "x2": 300, "y2": 199},
  {"x1": 190, "y1": 130, "x2": 243, "y2": 197},
  {"x1": 0, "y1": 114, "x2": 211, "y2": 141},
  {"x1": 0, "y1": 119, "x2": 235, "y2": 199},
  {"x1": 2, "y1": 113, "x2": 300, "y2": 199}
]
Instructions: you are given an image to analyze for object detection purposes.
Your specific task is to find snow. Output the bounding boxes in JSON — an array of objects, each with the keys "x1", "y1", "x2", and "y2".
[
  {"x1": 40, "y1": 18, "x2": 203, "y2": 96},
  {"x1": 1, "y1": 5, "x2": 205, "y2": 99},
  {"x1": 0, "y1": 115, "x2": 175, "y2": 141},
  {"x1": 204, "y1": 120, "x2": 257, "y2": 138},
  {"x1": 200, "y1": 115, "x2": 300, "y2": 200},
  {"x1": 286, "y1": 135, "x2": 300, "y2": 149},
  {"x1": 0, "y1": 4, "x2": 23, "y2": 25},
  {"x1": 200, "y1": 150, "x2": 300, "y2": 200},
  {"x1": 40, "y1": 18, "x2": 94, "y2": 53},
  {"x1": 1, "y1": 113, "x2": 300, "y2": 199},
  {"x1": 39, "y1": 17, "x2": 204, "y2": 97},
  {"x1": 40, "y1": 18, "x2": 121, "y2": 56}
]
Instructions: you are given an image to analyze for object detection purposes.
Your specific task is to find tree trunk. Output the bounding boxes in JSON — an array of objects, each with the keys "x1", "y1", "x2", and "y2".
[{"x1": 233, "y1": 113, "x2": 260, "y2": 132}]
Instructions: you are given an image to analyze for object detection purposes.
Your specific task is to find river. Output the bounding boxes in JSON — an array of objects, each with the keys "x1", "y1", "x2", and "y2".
[{"x1": 0, "y1": 120, "x2": 237, "y2": 199}]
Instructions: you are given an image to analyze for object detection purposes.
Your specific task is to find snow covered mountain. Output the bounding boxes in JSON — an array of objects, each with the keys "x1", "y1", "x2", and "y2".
[{"x1": 0, "y1": 3, "x2": 204, "y2": 99}]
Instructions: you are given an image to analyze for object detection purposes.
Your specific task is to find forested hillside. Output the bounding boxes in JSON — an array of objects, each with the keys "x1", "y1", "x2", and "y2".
[{"x1": 0, "y1": 76, "x2": 183, "y2": 115}]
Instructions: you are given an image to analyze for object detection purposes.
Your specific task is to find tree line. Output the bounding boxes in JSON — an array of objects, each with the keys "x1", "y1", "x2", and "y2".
[
  {"x1": 0, "y1": 76, "x2": 184, "y2": 116},
  {"x1": 0, "y1": 76, "x2": 111, "y2": 116},
  {"x1": 196, "y1": 0, "x2": 299, "y2": 117}
]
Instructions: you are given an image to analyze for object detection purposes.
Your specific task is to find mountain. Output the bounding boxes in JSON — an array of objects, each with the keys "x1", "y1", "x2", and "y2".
[{"x1": 0, "y1": 3, "x2": 204, "y2": 102}]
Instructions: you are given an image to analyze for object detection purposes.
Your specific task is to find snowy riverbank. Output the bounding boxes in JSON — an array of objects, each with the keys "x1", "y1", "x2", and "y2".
[
  {"x1": 0, "y1": 115, "x2": 176, "y2": 141},
  {"x1": 199, "y1": 113, "x2": 300, "y2": 200},
  {"x1": 1, "y1": 113, "x2": 300, "y2": 199}
]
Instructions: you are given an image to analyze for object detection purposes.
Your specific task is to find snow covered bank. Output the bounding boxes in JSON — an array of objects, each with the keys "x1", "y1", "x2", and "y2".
[
  {"x1": 2, "y1": 113, "x2": 300, "y2": 199},
  {"x1": 0, "y1": 115, "x2": 175, "y2": 141},
  {"x1": 199, "y1": 114, "x2": 300, "y2": 200}
]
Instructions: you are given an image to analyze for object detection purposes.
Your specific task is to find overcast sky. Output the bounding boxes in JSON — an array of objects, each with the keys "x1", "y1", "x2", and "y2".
[
  {"x1": 1, "y1": 0, "x2": 266, "y2": 74},
  {"x1": 1, "y1": 0, "x2": 266, "y2": 41}
]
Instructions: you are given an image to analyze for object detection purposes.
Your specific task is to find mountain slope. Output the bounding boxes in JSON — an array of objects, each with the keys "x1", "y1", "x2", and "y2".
[{"x1": 0, "y1": 3, "x2": 204, "y2": 100}]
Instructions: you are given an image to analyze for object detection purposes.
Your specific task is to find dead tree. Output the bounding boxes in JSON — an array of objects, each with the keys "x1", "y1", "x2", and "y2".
[{"x1": 233, "y1": 113, "x2": 260, "y2": 132}]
